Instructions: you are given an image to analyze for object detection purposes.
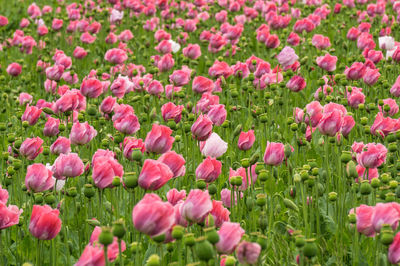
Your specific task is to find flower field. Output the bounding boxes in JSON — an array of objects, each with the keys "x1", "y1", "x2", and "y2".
[{"x1": 2, "y1": 0, "x2": 400, "y2": 265}]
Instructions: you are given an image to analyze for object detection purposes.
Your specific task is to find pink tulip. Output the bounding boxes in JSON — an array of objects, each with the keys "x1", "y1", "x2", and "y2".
[
  {"x1": 196, "y1": 157, "x2": 222, "y2": 183},
  {"x1": 363, "y1": 68, "x2": 380, "y2": 86},
  {"x1": 157, "y1": 151, "x2": 186, "y2": 178},
  {"x1": 305, "y1": 101, "x2": 323, "y2": 127},
  {"x1": 216, "y1": 222, "x2": 245, "y2": 254},
  {"x1": 69, "y1": 122, "x2": 97, "y2": 145},
  {"x1": 286, "y1": 75, "x2": 306, "y2": 92},
  {"x1": 183, "y1": 44, "x2": 201, "y2": 60},
  {"x1": 181, "y1": 189, "x2": 212, "y2": 223},
  {"x1": 20, "y1": 137, "x2": 43, "y2": 160},
  {"x1": 29, "y1": 205, "x2": 61, "y2": 240},
  {"x1": 192, "y1": 76, "x2": 214, "y2": 94},
  {"x1": 52, "y1": 153, "x2": 84, "y2": 179},
  {"x1": 169, "y1": 69, "x2": 191, "y2": 87},
  {"x1": 19, "y1": 93, "x2": 33, "y2": 105},
  {"x1": 344, "y1": 62, "x2": 366, "y2": 80},
  {"x1": 25, "y1": 163, "x2": 55, "y2": 192},
  {"x1": 113, "y1": 113, "x2": 140, "y2": 135},
  {"x1": 55, "y1": 89, "x2": 86, "y2": 113},
  {"x1": 138, "y1": 159, "x2": 174, "y2": 190},
  {"x1": 132, "y1": 193, "x2": 175, "y2": 237},
  {"x1": 357, "y1": 143, "x2": 387, "y2": 169},
  {"x1": 263, "y1": 142, "x2": 285, "y2": 166},
  {"x1": 50, "y1": 137, "x2": 71, "y2": 155},
  {"x1": 161, "y1": 102, "x2": 184, "y2": 123},
  {"x1": 46, "y1": 65, "x2": 65, "y2": 81},
  {"x1": 145, "y1": 124, "x2": 174, "y2": 154},
  {"x1": 100, "y1": 96, "x2": 116, "y2": 115}
]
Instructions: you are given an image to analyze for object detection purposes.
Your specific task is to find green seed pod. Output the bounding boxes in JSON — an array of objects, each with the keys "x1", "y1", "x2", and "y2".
[
  {"x1": 241, "y1": 158, "x2": 250, "y2": 168},
  {"x1": 233, "y1": 124, "x2": 242, "y2": 137},
  {"x1": 184, "y1": 233, "x2": 195, "y2": 247},
  {"x1": 34, "y1": 193, "x2": 43, "y2": 204},
  {"x1": 112, "y1": 177, "x2": 121, "y2": 187},
  {"x1": 67, "y1": 187, "x2": 77, "y2": 197},
  {"x1": 381, "y1": 230, "x2": 394, "y2": 246},
  {"x1": 146, "y1": 254, "x2": 160, "y2": 266},
  {"x1": 371, "y1": 178, "x2": 380, "y2": 189},
  {"x1": 360, "y1": 180, "x2": 372, "y2": 195},
  {"x1": 59, "y1": 123, "x2": 66, "y2": 132},
  {"x1": 112, "y1": 219, "x2": 126, "y2": 239},
  {"x1": 246, "y1": 197, "x2": 255, "y2": 210},
  {"x1": 386, "y1": 192, "x2": 396, "y2": 202},
  {"x1": 258, "y1": 213, "x2": 268, "y2": 230},
  {"x1": 205, "y1": 227, "x2": 219, "y2": 244},
  {"x1": 328, "y1": 192, "x2": 337, "y2": 202},
  {"x1": 346, "y1": 161, "x2": 358, "y2": 179},
  {"x1": 224, "y1": 256, "x2": 236, "y2": 266},
  {"x1": 295, "y1": 235, "x2": 306, "y2": 248},
  {"x1": 284, "y1": 198, "x2": 299, "y2": 212},
  {"x1": 258, "y1": 170, "x2": 268, "y2": 182},
  {"x1": 172, "y1": 225, "x2": 184, "y2": 240},
  {"x1": 208, "y1": 184, "x2": 217, "y2": 195},
  {"x1": 303, "y1": 239, "x2": 317, "y2": 258},
  {"x1": 389, "y1": 142, "x2": 397, "y2": 153},
  {"x1": 340, "y1": 151, "x2": 352, "y2": 163},
  {"x1": 196, "y1": 179, "x2": 207, "y2": 190},
  {"x1": 254, "y1": 163, "x2": 264, "y2": 174},
  {"x1": 84, "y1": 184, "x2": 95, "y2": 198},
  {"x1": 256, "y1": 194, "x2": 267, "y2": 207}
]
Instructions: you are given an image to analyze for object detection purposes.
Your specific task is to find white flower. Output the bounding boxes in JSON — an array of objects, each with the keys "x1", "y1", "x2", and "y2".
[
  {"x1": 201, "y1": 133, "x2": 228, "y2": 158},
  {"x1": 386, "y1": 48, "x2": 397, "y2": 60},
  {"x1": 110, "y1": 9, "x2": 124, "y2": 24},
  {"x1": 168, "y1": 40, "x2": 181, "y2": 53},
  {"x1": 379, "y1": 36, "x2": 395, "y2": 51}
]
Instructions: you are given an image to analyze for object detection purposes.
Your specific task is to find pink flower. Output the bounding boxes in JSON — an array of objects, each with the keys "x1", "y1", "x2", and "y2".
[
  {"x1": 21, "y1": 105, "x2": 42, "y2": 126},
  {"x1": 347, "y1": 87, "x2": 365, "y2": 108},
  {"x1": 166, "y1": 189, "x2": 186, "y2": 206},
  {"x1": 351, "y1": 204, "x2": 374, "y2": 236},
  {"x1": 123, "y1": 137, "x2": 145, "y2": 160},
  {"x1": 100, "y1": 96, "x2": 116, "y2": 115},
  {"x1": 357, "y1": 143, "x2": 387, "y2": 169},
  {"x1": 73, "y1": 46, "x2": 87, "y2": 59},
  {"x1": 216, "y1": 222, "x2": 245, "y2": 254},
  {"x1": 170, "y1": 69, "x2": 191, "y2": 87},
  {"x1": 238, "y1": 130, "x2": 255, "y2": 151},
  {"x1": 191, "y1": 115, "x2": 213, "y2": 141},
  {"x1": 157, "y1": 151, "x2": 186, "y2": 178},
  {"x1": 263, "y1": 142, "x2": 285, "y2": 166},
  {"x1": 92, "y1": 155, "x2": 124, "y2": 189},
  {"x1": 69, "y1": 122, "x2": 97, "y2": 145},
  {"x1": 286, "y1": 75, "x2": 306, "y2": 92},
  {"x1": 132, "y1": 193, "x2": 175, "y2": 237},
  {"x1": 157, "y1": 54, "x2": 174, "y2": 72},
  {"x1": 0, "y1": 185, "x2": 8, "y2": 205},
  {"x1": 46, "y1": 65, "x2": 65, "y2": 81},
  {"x1": 311, "y1": 34, "x2": 331, "y2": 50},
  {"x1": 389, "y1": 232, "x2": 400, "y2": 264},
  {"x1": 305, "y1": 101, "x2": 323, "y2": 127},
  {"x1": 380, "y1": 99, "x2": 399, "y2": 117},
  {"x1": 43, "y1": 117, "x2": 60, "y2": 137},
  {"x1": 183, "y1": 44, "x2": 201, "y2": 60},
  {"x1": 6, "y1": 62, "x2": 22, "y2": 76},
  {"x1": 276, "y1": 46, "x2": 299, "y2": 68},
  {"x1": 19, "y1": 93, "x2": 33, "y2": 105},
  {"x1": 208, "y1": 60, "x2": 233, "y2": 79},
  {"x1": 52, "y1": 153, "x2": 84, "y2": 179},
  {"x1": 138, "y1": 159, "x2": 174, "y2": 190},
  {"x1": 25, "y1": 163, "x2": 55, "y2": 192},
  {"x1": 113, "y1": 113, "x2": 140, "y2": 135},
  {"x1": 363, "y1": 68, "x2": 380, "y2": 86},
  {"x1": 145, "y1": 124, "x2": 174, "y2": 154},
  {"x1": 55, "y1": 89, "x2": 86, "y2": 113},
  {"x1": 20, "y1": 137, "x2": 43, "y2": 160},
  {"x1": 372, "y1": 203, "x2": 400, "y2": 232},
  {"x1": 316, "y1": 54, "x2": 337, "y2": 72},
  {"x1": 317, "y1": 109, "x2": 343, "y2": 137},
  {"x1": 192, "y1": 76, "x2": 214, "y2": 94},
  {"x1": 207, "y1": 104, "x2": 227, "y2": 126},
  {"x1": 104, "y1": 48, "x2": 128, "y2": 64},
  {"x1": 75, "y1": 245, "x2": 105, "y2": 266},
  {"x1": 236, "y1": 241, "x2": 261, "y2": 264},
  {"x1": 161, "y1": 102, "x2": 183, "y2": 123},
  {"x1": 80, "y1": 78, "x2": 103, "y2": 98},
  {"x1": 196, "y1": 157, "x2": 222, "y2": 183},
  {"x1": 344, "y1": 62, "x2": 366, "y2": 80},
  {"x1": 29, "y1": 205, "x2": 62, "y2": 240},
  {"x1": 181, "y1": 189, "x2": 212, "y2": 223},
  {"x1": 0, "y1": 203, "x2": 22, "y2": 230},
  {"x1": 210, "y1": 200, "x2": 230, "y2": 228},
  {"x1": 89, "y1": 226, "x2": 126, "y2": 262},
  {"x1": 50, "y1": 137, "x2": 71, "y2": 155}
]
